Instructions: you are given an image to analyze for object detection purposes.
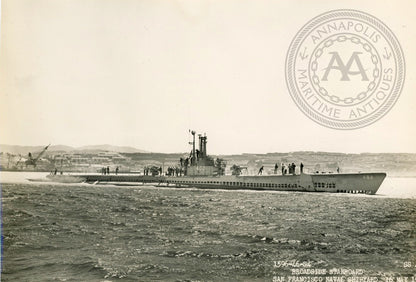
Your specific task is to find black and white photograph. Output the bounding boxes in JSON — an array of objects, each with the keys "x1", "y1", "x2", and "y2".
[{"x1": 0, "y1": 0, "x2": 415, "y2": 281}]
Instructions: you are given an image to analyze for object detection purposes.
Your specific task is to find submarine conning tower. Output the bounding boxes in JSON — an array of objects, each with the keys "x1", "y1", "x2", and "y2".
[
  {"x1": 189, "y1": 130, "x2": 208, "y2": 164},
  {"x1": 187, "y1": 131, "x2": 216, "y2": 176}
]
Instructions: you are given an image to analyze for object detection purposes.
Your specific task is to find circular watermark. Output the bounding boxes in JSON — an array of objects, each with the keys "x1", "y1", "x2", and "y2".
[{"x1": 285, "y1": 9, "x2": 405, "y2": 129}]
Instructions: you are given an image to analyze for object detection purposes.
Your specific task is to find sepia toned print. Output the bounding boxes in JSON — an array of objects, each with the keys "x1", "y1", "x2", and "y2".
[{"x1": 1, "y1": 1, "x2": 415, "y2": 281}]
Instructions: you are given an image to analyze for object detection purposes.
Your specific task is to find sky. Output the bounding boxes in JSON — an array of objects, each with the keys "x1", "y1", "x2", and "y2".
[{"x1": 0, "y1": 0, "x2": 415, "y2": 154}]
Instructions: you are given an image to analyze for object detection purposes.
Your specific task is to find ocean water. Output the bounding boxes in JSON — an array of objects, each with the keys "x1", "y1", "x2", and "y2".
[{"x1": 1, "y1": 172, "x2": 416, "y2": 281}]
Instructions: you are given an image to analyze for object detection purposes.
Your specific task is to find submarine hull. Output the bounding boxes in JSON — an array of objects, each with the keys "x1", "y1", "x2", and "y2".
[{"x1": 47, "y1": 172, "x2": 386, "y2": 195}]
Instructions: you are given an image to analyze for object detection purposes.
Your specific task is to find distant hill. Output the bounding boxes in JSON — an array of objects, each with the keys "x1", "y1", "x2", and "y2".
[
  {"x1": 0, "y1": 144, "x2": 148, "y2": 155},
  {"x1": 77, "y1": 145, "x2": 147, "y2": 153},
  {"x1": 0, "y1": 145, "x2": 58, "y2": 155}
]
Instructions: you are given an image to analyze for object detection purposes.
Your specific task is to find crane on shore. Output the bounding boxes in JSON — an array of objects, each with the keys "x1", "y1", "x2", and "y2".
[{"x1": 25, "y1": 144, "x2": 50, "y2": 168}]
